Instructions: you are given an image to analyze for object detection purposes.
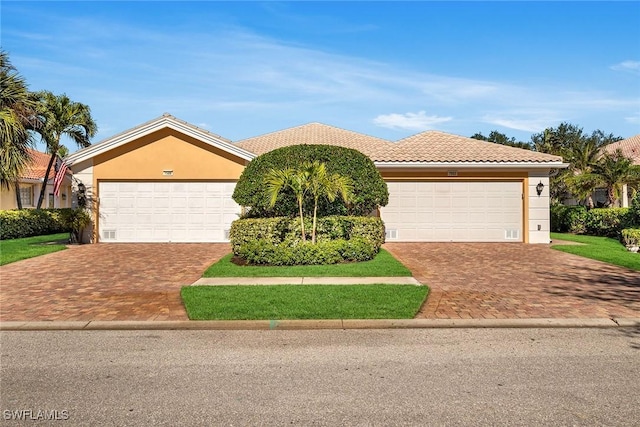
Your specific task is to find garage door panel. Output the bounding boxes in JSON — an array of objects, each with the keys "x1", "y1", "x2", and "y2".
[
  {"x1": 381, "y1": 181, "x2": 523, "y2": 242},
  {"x1": 99, "y1": 181, "x2": 239, "y2": 242}
]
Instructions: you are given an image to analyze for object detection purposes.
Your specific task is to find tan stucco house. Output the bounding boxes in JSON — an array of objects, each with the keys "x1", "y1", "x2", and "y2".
[
  {"x1": 0, "y1": 149, "x2": 73, "y2": 210},
  {"x1": 65, "y1": 114, "x2": 567, "y2": 244}
]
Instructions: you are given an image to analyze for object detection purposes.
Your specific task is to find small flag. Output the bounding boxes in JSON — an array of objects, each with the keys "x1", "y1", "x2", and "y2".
[{"x1": 53, "y1": 158, "x2": 68, "y2": 196}]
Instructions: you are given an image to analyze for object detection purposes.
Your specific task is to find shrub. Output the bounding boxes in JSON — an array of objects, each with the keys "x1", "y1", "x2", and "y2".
[
  {"x1": 230, "y1": 216, "x2": 385, "y2": 255},
  {"x1": 621, "y1": 228, "x2": 640, "y2": 248},
  {"x1": 60, "y1": 208, "x2": 92, "y2": 243},
  {"x1": 550, "y1": 204, "x2": 587, "y2": 234},
  {"x1": 0, "y1": 209, "x2": 71, "y2": 240},
  {"x1": 233, "y1": 144, "x2": 388, "y2": 217},
  {"x1": 630, "y1": 192, "x2": 640, "y2": 226},
  {"x1": 237, "y1": 238, "x2": 378, "y2": 266},
  {"x1": 584, "y1": 208, "x2": 631, "y2": 238}
]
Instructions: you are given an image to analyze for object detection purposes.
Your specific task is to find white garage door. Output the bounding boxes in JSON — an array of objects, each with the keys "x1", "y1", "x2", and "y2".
[
  {"x1": 380, "y1": 181, "x2": 523, "y2": 242},
  {"x1": 98, "y1": 182, "x2": 240, "y2": 242}
]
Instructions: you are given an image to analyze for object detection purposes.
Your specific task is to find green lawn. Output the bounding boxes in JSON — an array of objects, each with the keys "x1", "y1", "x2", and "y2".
[
  {"x1": 181, "y1": 284, "x2": 428, "y2": 320},
  {"x1": 550, "y1": 232, "x2": 640, "y2": 271},
  {"x1": 0, "y1": 233, "x2": 69, "y2": 266},
  {"x1": 203, "y1": 249, "x2": 412, "y2": 277}
]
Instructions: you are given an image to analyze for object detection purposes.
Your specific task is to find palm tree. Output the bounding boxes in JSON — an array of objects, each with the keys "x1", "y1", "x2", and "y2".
[
  {"x1": 34, "y1": 91, "x2": 97, "y2": 209},
  {"x1": 0, "y1": 50, "x2": 39, "y2": 208},
  {"x1": 265, "y1": 167, "x2": 309, "y2": 241},
  {"x1": 564, "y1": 137, "x2": 601, "y2": 208},
  {"x1": 592, "y1": 150, "x2": 640, "y2": 207},
  {"x1": 303, "y1": 161, "x2": 353, "y2": 243}
]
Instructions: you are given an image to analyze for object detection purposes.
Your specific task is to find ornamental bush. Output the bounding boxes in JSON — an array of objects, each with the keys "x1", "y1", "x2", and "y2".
[
  {"x1": 583, "y1": 208, "x2": 631, "y2": 238},
  {"x1": 0, "y1": 209, "x2": 71, "y2": 240},
  {"x1": 629, "y1": 192, "x2": 640, "y2": 226},
  {"x1": 230, "y1": 216, "x2": 385, "y2": 255},
  {"x1": 621, "y1": 228, "x2": 640, "y2": 248},
  {"x1": 237, "y1": 238, "x2": 378, "y2": 266},
  {"x1": 550, "y1": 205, "x2": 587, "y2": 234},
  {"x1": 229, "y1": 216, "x2": 385, "y2": 265},
  {"x1": 233, "y1": 144, "x2": 388, "y2": 217}
]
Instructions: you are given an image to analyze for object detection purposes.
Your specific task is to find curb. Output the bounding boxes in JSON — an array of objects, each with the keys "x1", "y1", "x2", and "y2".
[{"x1": 1, "y1": 318, "x2": 638, "y2": 331}]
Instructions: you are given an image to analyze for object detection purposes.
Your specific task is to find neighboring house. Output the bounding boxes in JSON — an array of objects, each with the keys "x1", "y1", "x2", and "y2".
[
  {"x1": 0, "y1": 149, "x2": 73, "y2": 210},
  {"x1": 65, "y1": 114, "x2": 566, "y2": 244},
  {"x1": 600, "y1": 134, "x2": 640, "y2": 207}
]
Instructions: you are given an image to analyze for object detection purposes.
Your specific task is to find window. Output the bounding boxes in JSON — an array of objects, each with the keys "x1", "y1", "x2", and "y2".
[
  {"x1": 19, "y1": 186, "x2": 33, "y2": 206},
  {"x1": 48, "y1": 193, "x2": 55, "y2": 208}
]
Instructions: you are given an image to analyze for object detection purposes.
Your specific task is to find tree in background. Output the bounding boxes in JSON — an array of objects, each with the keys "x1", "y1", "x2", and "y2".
[
  {"x1": 34, "y1": 91, "x2": 97, "y2": 209},
  {"x1": 591, "y1": 150, "x2": 640, "y2": 207},
  {"x1": 470, "y1": 131, "x2": 532, "y2": 150},
  {"x1": 0, "y1": 50, "x2": 40, "y2": 209},
  {"x1": 531, "y1": 123, "x2": 624, "y2": 206}
]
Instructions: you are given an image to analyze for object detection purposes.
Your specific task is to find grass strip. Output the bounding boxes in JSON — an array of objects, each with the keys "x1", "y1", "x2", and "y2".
[
  {"x1": 181, "y1": 284, "x2": 428, "y2": 320},
  {"x1": 203, "y1": 249, "x2": 412, "y2": 277},
  {"x1": 0, "y1": 233, "x2": 69, "y2": 266},
  {"x1": 550, "y1": 232, "x2": 640, "y2": 271}
]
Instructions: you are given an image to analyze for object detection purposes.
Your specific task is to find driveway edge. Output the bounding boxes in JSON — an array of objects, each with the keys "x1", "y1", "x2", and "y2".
[{"x1": 1, "y1": 318, "x2": 638, "y2": 331}]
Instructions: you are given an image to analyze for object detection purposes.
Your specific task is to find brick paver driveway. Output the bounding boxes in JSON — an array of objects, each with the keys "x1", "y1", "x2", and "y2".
[
  {"x1": 385, "y1": 243, "x2": 640, "y2": 319},
  {"x1": 0, "y1": 244, "x2": 230, "y2": 321}
]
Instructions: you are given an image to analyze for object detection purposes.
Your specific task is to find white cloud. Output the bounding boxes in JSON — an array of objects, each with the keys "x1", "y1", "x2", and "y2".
[
  {"x1": 481, "y1": 115, "x2": 559, "y2": 133},
  {"x1": 610, "y1": 60, "x2": 640, "y2": 74},
  {"x1": 373, "y1": 111, "x2": 452, "y2": 131},
  {"x1": 625, "y1": 113, "x2": 640, "y2": 125}
]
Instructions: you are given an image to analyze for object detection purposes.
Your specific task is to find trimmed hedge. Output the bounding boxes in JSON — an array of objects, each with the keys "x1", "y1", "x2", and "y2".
[
  {"x1": 233, "y1": 144, "x2": 388, "y2": 217},
  {"x1": 551, "y1": 205, "x2": 632, "y2": 238},
  {"x1": 630, "y1": 192, "x2": 640, "y2": 225},
  {"x1": 237, "y1": 238, "x2": 378, "y2": 266},
  {"x1": 229, "y1": 215, "x2": 385, "y2": 265},
  {"x1": 229, "y1": 216, "x2": 385, "y2": 255},
  {"x1": 584, "y1": 208, "x2": 631, "y2": 238},
  {"x1": 0, "y1": 209, "x2": 72, "y2": 240},
  {"x1": 550, "y1": 205, "x2": 588, "y2": 234}
]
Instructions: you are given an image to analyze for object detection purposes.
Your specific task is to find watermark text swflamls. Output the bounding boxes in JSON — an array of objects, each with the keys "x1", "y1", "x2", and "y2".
[{"x1": 3, "y1": 409, "x2": 69, "y2": 421}]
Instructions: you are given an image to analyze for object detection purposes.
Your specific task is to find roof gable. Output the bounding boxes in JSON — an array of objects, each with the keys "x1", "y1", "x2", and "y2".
[
  {"x1": 66, "y1": 113, "x2": 255, "y2": 165},
  {"x1": 381, "y1": 131, "x2": 564, "y2": 164},
  {"x1": 603, "y1": 134, "x2": 640, "y2": 164}
]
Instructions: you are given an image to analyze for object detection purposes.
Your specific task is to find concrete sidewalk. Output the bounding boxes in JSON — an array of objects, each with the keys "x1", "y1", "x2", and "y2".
[
  {"x1": 1, "y1": 317, "x2": 639, "y2": 331},
  {"x1": 191, "y1": 276, "x2": 422, "y2": 285}
]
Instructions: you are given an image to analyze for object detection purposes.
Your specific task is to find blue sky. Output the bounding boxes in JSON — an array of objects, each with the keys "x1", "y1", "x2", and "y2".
[{"x1": 3, "y1": 1, "x2": 640, "y2": 152}]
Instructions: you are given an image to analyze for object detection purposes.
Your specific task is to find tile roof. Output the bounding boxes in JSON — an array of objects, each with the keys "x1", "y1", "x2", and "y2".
[
  {"x1": 383, "y1": 131, "x2": 563, "y2": 163},
  {"x1": 21, "y1": 149, "x2": 56, "y2": 181},
  {"x1": 235, "y1": 124, "x2": 564, "y2": 164},
  {"x1": 603, "y1": 134, "x2": 640, "y2": 165},
  {"x1": 235, "y1": 122, "x2": 394, "y2": 159}
]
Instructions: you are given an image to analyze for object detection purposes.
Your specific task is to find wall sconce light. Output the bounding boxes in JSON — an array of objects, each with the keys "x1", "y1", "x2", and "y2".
[
  {"x1": 536, "y1": 181, "x2": 544, "y2": 196},
  {"x1": 78, "y1": 182, "x2": 86, "y2": 194}
]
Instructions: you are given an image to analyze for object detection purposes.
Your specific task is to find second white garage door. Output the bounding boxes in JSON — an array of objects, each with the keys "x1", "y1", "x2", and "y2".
[
  {"x1": 380, "y1": 181, "x2": 523, "y2": 242},
  {"x1": 98, "y1": 181, "x2": 240, "y2": 242}
]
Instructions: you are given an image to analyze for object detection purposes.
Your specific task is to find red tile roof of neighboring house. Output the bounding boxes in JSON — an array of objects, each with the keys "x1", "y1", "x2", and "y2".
[
  {"x1": 21, "y1": 149, "x2": 55, "y2": 181},
  {"x1": 603, "y1": 134, "x2": 640, "y2": 165},
  {"x1": 21, "y1": 149, "x2": 71, "y2": 181}
]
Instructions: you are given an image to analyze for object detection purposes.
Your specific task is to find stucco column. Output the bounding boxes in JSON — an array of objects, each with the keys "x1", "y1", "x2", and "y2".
[{"x1": 622, "y1": 184, "x2": 629, "y2": 208}]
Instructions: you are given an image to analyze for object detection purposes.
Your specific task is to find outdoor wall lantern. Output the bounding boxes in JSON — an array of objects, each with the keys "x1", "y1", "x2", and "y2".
[
  {"x1": 78, "y1": 182, "x2": 86, "y2": 194},
  {"x1": 536, "y1": 181, "x2": 544, "y2": 196}
]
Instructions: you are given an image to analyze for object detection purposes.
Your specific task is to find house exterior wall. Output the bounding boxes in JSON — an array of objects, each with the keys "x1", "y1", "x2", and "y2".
[
  {"x1": 0, "y1": 181, "x2": 72, "y2": 210},
  {"x1": 379, "y1": 168, "x2": 553, "y2": 244},
  {"x1": 92, "y1": 128, "x2": 246, "y2": 181},
  {"x1": 71, "y1": 129, "x2": 248, "y2": 242},
  {"x1": 526, "y1": 172, "x2": 551, "y2": 244}
]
